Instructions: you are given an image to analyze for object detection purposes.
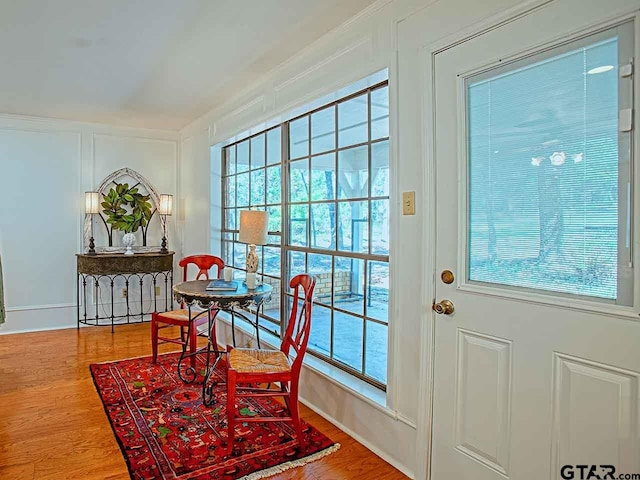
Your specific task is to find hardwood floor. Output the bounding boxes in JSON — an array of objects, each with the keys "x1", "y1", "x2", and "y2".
[{"x1": 0, "y1": 324, "x2": 408, "y2": 480}]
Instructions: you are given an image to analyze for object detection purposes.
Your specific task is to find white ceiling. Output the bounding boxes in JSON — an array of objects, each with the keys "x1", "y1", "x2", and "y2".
[{"x1": 0, "y1": 0, "x2": 378, "y2": 130}]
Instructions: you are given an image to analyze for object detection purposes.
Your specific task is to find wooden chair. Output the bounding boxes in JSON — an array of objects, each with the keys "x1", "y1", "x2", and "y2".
[
  {"x1": 151, "y1": 255, "x2": 224, "y2": 366},
  {"x1": 225, "y1": 273, "x2": 316, "y2": 454}
]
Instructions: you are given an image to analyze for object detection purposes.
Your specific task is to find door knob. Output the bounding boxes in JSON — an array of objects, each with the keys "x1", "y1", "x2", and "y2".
[{"x1": 433, "y1": 299, "x2": 454, "y2": 315}]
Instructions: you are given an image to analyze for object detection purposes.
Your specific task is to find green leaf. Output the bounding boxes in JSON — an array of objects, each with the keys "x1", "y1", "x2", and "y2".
[
  {"x1": 157, "y1": 426, "x2": 171, "y2": 438},
  {"x1": 239, "y1": 407, "x2": 257, "y2": 417},
  {"x1": 123, "y1": 194, "x2": 134, "y2": 202},
  {"x1": 132, "y1": 381, "x2": 145, "y2": 388}
]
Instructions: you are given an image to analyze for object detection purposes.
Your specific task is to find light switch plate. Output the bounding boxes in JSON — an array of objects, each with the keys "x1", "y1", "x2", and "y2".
[{"x1": 402, "y1": 191, "x2": 415, "y2": 215}]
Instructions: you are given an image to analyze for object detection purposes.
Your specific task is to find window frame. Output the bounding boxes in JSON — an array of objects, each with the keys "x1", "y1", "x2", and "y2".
[
  {"x1": 456, "y1": 21, "x2": 636, "y2": 313},
  {"x1": 220, "y1": 79, "x2": 390, "y2": 389}
]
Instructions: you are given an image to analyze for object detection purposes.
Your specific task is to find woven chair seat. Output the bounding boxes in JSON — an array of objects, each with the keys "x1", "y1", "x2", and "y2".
[
  {"x1": 229, "y1": 348, "x2": 291, "y2": 374},
  {"x1": 156, "y1": 309, "x2": 190, "y2": 321}
]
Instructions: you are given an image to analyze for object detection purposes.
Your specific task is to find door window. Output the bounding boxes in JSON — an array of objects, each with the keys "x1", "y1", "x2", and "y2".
[{"x1": 466, "y1": 24, "x2": 633, "y2": 304}]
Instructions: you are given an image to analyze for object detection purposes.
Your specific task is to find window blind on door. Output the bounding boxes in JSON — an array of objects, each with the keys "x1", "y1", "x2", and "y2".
[{"x1": 467, "y1": 35, "x2": 626, "y2": 301}]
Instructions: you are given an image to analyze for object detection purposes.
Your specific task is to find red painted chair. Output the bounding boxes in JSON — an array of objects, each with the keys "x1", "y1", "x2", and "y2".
[
  {"x1": 225, "y1": 273, "x2": 316, "y2": 454},
  {"x1": 151, "y1": 255, "x2": 224, "y2": 366}
]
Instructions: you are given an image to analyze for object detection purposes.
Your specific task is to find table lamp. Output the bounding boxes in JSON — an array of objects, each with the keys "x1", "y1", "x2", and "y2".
[
  {"x1": 238, "y1": 210, "x2": 269, "y2": 275},
  {"x1": 85, "y1": 191, "x2": 100, "y2": 255},
  {"x1": 159, "y1": 194, "x2": 173, "y2": 254}
]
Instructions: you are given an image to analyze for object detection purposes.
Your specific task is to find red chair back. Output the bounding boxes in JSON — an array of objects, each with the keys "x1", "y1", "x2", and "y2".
[
  {"x1": 179, "y1": 255, "x2": 224, "y2": 282},
  {"x1": 281, "y1": 274, "x2": 316, "y2": 372}
]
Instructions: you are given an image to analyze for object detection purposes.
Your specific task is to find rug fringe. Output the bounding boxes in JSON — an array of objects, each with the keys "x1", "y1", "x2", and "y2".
[{"x1": 238, "y1": 443, "x2": 341, "y2": 480}]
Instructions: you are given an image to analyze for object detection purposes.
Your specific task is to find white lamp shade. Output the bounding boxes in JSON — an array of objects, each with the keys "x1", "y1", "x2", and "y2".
[
  {"x1": 239, "y1": 210, "x2": 269, "y2": 245},
  {"x1": 158, "y1": 194, "x2": 173, "y2": 216},
  {"x1": 85, "y1": 192, "x2": 100, "y2": 214}
]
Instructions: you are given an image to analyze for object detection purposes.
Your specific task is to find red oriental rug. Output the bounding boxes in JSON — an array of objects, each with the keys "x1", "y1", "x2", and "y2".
[{"x1": 90, "y1": 352, "x2": 339, "y2": 480}]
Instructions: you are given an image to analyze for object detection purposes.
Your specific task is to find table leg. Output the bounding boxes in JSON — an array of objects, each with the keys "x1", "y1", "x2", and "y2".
[{"x1": 202, "y1": 307, "x2": 223, "y2": 407}]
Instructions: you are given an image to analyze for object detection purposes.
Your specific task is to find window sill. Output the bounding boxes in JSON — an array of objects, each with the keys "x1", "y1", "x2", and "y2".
[{"x1": 217, "y1": 312, "x2": 388, "y2": 410}]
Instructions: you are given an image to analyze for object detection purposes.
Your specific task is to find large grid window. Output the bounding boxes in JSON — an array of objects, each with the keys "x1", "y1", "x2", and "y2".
[{"x1": 221, "y1": 79, "x2": 389, "y2": 388}]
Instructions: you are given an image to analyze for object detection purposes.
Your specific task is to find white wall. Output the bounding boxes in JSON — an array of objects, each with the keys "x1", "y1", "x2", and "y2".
[{"x1": 0, "y1": 114, "x2": 179, "y2": 334}]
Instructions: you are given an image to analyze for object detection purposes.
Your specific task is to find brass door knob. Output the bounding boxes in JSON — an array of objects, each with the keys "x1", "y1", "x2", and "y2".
[{"x1": 433, "y1": 299, "x2": 454, "y2": 315}]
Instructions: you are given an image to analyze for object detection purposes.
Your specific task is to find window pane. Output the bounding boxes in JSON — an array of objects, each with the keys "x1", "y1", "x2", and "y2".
[
  {"x1": 308, "y1": 253, "x2": 332, "y2": 275},
  {"x1": 338, "y1": 94, "x2": 368, "y2": 147},
  {"x1": 237, "y1": 140, "x2": 249, "y2": 173},
  {"x1": 367, "y1": 261, "x2": 388, "y2": 323},
  {"x1": 263, "y1": 246, "x2": 281, "y2": 278},
  {"x1": 371, "y1": 86, "x2": 389, "y2": 140},
  {"x1": 308, "y1": 304, "x2": 331, "y2": 357},
  {"x1": 338, "y1": 201, "x2": 368, "y2": 253},
  {"x1": 289, "y1": 117, "x2": 309, "y2": 159},
  {"x1": 371, "y1": 199, "x2": 389, "y2": 255},
  {"x1": 224, "y1": 208, "x2": 236, "y2": 230},
  {"x1": 310, "y1": 203, "x2": 334, "y2": 249},
  {"x1": 261, "y1": 275, "x2": 281, "y2": 328},
  {"x1": 333, "y1": 310, "x2": 363, "y2": 372},
  {"x1": 234, "y1": 241, "x2": 246, "y2": 270},
  {"x1": 222, "y1": 237, "x2": 233, "y2": 267},
  {"x1": 267, "y1": 127, "x2": 282, "y2": 165},
  {"x1": 289, "y1": 159, "x2": 309, "y2": 202},
  {"x1": 225, "y1": 146, "x2": 236, "y2": 175},
  {"x1": 225, "y1": 176, "x2": 236, "y2": 207},
  {"x1": 334, "y1": 256, "x2": 364, "y2": 316},
  {"x1": 236, "y1": 172, "x2": 249, "y2": 207},
  {"x1": 468, "y1": 36, "x2": 621, "y2": 301},
  {"x1": 250, "y1": 169, "x2": 265, "y2": 206},
  {"x1": 311, "y1": 106, "x2": 336, "y2": 154},
  {"x1": 371, "y1": 140, "x2": 389, "y2": 197},
  {"x1": 266, "y1": 166, "x2": 281, "y2": 205},
  {"x1": 338, "y1": 146, "x2": 368, "y2": 199},
  {"x1": 365, "y1": 321, "x2": 387, "y2": 384},
  {"x1": 289, "y1": 204, "x2": 309, "y2": 247},
  {"x1": 312, "y1": 258, "x2": 333, "y2": 308},
  {"x1": 259, "y1": 315, "x2": 280, "y2": 336},
  {"x1": 267, "y1": 205, "x2": 281, "y2": 233},
  {"x1": 311, "y1": 153, "x2": 335, "y2": 201},
  {"x1": 288, "y1": 251, "x2": 306, "y2": 278},
  {"x1": 251, "y1": 134, "x2": 265, "y2": 169}
]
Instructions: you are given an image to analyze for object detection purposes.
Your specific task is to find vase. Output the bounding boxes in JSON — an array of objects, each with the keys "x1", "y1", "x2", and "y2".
[{"x1": 122, "y1": 233, "x2": 135, "y2": 255}]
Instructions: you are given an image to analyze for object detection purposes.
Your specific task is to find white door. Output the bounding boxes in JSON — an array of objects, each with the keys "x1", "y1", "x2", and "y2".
[{"x1": 431, "y1": 2, "x2": 640, "y2": 479}]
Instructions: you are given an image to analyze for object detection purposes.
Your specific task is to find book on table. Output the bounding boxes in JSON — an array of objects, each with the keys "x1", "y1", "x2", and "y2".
[{"x1": 205, "y1": 280, "x2": 238, "y2": 291}]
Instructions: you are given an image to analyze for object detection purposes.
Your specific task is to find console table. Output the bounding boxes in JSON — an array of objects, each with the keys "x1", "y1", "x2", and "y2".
[{"x1": 76, "y1": 252, "x2": 174, "y2": 332}]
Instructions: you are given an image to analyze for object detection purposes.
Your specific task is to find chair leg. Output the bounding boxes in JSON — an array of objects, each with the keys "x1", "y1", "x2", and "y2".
[
  {"x1": 289, "y1": 380, "x2": 305, "y2": 449},
  {"x1": 151, "y1": 315, "x2": 158, "y2": 364},
  {"x1": 226, "y1": 369, "x2": 237, "y2": 455}
]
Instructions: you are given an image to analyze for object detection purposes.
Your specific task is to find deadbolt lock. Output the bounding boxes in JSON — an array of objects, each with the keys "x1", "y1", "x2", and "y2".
[{"x1": 440, "y1": 270, "x2": 454, "y2": 284}]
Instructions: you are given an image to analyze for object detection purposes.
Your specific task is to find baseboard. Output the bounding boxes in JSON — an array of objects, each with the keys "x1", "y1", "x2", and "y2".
[{"x1": 298, "y1": 394, "x2": 416, "y2": 479}]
